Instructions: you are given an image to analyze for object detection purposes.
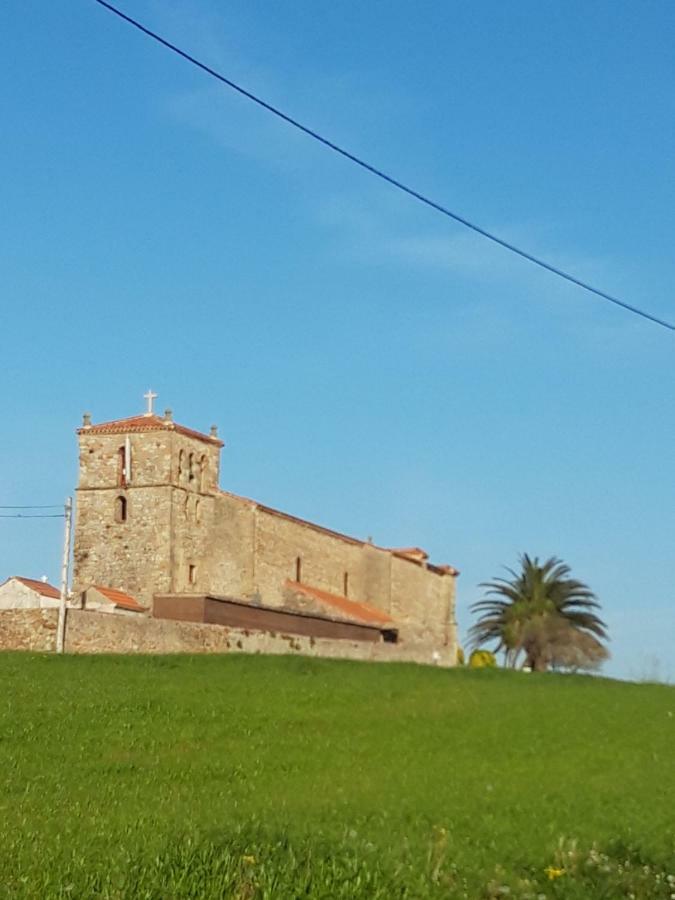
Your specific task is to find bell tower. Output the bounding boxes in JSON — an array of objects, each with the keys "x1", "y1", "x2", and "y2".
[{"x1": 72, "y1": 394, "x2": 223, "y2": 609}]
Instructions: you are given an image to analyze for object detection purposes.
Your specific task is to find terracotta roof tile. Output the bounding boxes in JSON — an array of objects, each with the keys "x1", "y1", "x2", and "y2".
[
  {"x1": 91, "y1": 585, "x2": 146, "y2": 612},
  {"x1": 432, "y1": 564, "x2": 460, "y2": 576},
  {"x1": 78, "y1": 414, "x2": 223, "y2": 447},
  {"x1": 13, "y1": 576, "x2": 61, "y2": 599},
  {"x1": 392, "y1": 547, "x2": 429, "y2": 563},
  {"x1": 286, "y1": 580, "x2": 394, "y2": 627}
]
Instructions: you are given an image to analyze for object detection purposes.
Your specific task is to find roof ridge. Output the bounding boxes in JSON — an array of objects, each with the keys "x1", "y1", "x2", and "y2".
[
  {"x1": 12, "y1": 576, "x2": 61, "y2": 598},
  {"x1": 77, "y1": 414, "x2": 223, "y2": 447}
]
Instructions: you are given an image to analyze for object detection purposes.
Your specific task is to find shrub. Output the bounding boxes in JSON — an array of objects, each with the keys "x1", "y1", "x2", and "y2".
[{"x1": 469, "y1": 649, "x2": 496, "y2": 669}]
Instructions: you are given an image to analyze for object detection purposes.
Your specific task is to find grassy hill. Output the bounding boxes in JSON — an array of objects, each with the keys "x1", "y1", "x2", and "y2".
[{"x1": 0, "y1": 653, "x2": 672, "y2": 898}]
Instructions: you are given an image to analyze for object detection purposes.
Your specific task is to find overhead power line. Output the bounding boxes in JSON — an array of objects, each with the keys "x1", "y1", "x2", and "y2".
[
  {"x1": 0, "y1": 505, "x2": 64, "y2": 509},
  {"x1": 93, "y1": 0, "x2": 674, "y2": 333},
  {"x1": 0, "y1": 504, "x2": 66, "y2": 519},
  {"x1": 0, "y1": 514, "x2": 65, "y2": 519}
]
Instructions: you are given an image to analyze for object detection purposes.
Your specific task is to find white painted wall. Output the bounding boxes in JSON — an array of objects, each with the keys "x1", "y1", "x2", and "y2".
[{"x1": 0, "y1": 578, "x2": 60, "y2": 610}]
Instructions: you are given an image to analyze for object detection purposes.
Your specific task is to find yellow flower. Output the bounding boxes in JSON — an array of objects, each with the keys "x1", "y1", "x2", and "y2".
[
  {"x1": 544, "y1": 865, "x2": 565, "y2": 880},
  {"x1": 242, "y1": 855, "x2": 256, "y2": 865}
]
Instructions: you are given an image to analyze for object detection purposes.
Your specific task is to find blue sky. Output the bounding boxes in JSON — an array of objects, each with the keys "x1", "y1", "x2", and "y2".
[{"x1": 1, "y1": 0, "x2": 673, "y2": 681}]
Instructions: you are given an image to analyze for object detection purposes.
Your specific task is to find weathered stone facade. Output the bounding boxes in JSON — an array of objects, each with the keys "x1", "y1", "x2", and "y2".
[
  {"x1": 0, "y1": 609, "x2": 456, "y2": 665},
  {"x1": 72, "y1": 406, "x2": 459, "y2": 661},
  {"x1": 0, "y1": 609, "x2": 58, "y2": 651}
]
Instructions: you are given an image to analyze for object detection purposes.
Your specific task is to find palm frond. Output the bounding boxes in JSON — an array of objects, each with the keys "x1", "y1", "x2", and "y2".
[{"x1": 469, "y1": 553, "x2": 609, "y2": 670}]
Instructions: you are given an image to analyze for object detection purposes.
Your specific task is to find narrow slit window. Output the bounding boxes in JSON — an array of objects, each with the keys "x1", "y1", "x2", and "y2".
[
  {"x1": 189, "y1": 564, "x2": 197, "y2": 585},
  {"x1": 343, "y1": 572, "x2": 349, "y2": 597},
  {"x1": 295, "y1": 557, "x2": 302, "y2": 583},
  {"x1": 115, "y1": 495, "x2": 127, "y2": 523},
  {"x1": 188, "y1": 453, "x2": 195, "y2": 483},
  {"x1": 200, "y1": 455, "x2": 208, "y2": 492}
]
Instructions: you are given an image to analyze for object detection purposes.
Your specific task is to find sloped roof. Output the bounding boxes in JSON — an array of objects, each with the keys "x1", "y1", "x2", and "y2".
[
  {"x1": 286, "y1": 580, "x2": 394, "y2": 628},
  {"x1": 90, "y1": 585, "x2": 146, "y2": 612},
  {"x1": 12, "y1": 576, "x2": 60, "y2": 599},
  {"x1": 78, "y1": 414, "x2": 223, "y2": 447}
]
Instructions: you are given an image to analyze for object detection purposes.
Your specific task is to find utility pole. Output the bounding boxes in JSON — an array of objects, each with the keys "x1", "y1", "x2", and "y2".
[{"x1": 56, "y1": 497, "x2": 73, "y2": 654}]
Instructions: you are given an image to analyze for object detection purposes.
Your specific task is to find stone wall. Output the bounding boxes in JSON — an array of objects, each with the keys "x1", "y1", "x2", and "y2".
[
  {"x1": 390, "y1": 554, "x2": 454, "y2": 646},
  {"x1": 0, "y1": 609, "x2": 455, "y2": 666},
  {"x1": 74, "y1": 485, "x2": 173, "y2": 605},
  {"x1": 0, "y1": 609, "x2": 58, "y2": 651},
  {"x1": 74, "y1": 427, "x2": 221, "y2": 607},
  {"x1": 71, "y1": 418, "x2": 458, "y2": 662},
  {"x1": 254, "y1": 506, "x2": 385, "y2": 607},
  {"x1": 252, "y1": 506, "x2": 456, "y2": 649}
]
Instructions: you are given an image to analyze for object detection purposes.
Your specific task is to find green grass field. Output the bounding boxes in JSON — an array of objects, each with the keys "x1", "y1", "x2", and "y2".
[{"x1": 0, "y1": 653, "x2": 673, "y2": 898}]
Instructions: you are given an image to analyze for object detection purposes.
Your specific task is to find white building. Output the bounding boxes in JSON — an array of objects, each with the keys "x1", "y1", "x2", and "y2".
[{"x1": 0, "y1": 576, "x2": 61, "y2": 609}]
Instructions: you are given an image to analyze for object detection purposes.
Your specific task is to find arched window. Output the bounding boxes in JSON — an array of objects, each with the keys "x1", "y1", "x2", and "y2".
[
  {"x1": 188, "y1": 453, "x2": 195, "y2": 484},
  {"x1": 117, "y1": 446, "x2": 126, "y2": 487},
  {"x1": 200, "y1": 455, "x2": 208, "y2": 492},
  {"x1": 189, "y1": 564, "x2": 197, "y2": 586},
  {"x1": 115, "y1": 495, "x2": 127, "y2": 523},
  {"x1": 178, "y1": 450, "x2": 186, "y2": 484},
  {"x1": 195, "y1": 499, "x2": 201, "y2": 524}
]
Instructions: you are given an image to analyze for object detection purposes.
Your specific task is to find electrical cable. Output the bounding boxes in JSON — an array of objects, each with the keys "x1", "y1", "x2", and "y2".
[
  {"x1": 0, "y1": 505, "x2": 64, "y2": 509},
  {"x1": 0, "y1": 514, "x2": 65, "y2": 519},
  {"x1": 92, "y1": 0, "x2": 674, "y2": 332}
]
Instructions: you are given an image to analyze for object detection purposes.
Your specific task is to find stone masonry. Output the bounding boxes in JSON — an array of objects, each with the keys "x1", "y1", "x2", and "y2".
[
  {"x1": 0, "y1": 608, "x2": 456, "y2": 665},
  {"x1": 71, "y1": 402, "x2": 459, "y2": 661}
]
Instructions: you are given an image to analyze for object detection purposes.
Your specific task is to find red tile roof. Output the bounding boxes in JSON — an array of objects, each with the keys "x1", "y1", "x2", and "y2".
[
  {"x1": 286, "y1": 580, "x2": 394, "y2": 627},
  {"x1": 78, "y1": 414, "x2": 223, "y2": 447},
  {"x1": 389, "y1": 548, "x2": 459, "y2": 575},
  {"x1": 13, "y1": 576, "x2": 61, "y2": 599},
  {"x1": 433, "y1": 564, "x2": 460, "y2": 576},
  {"x1": 392, "y1": 547, "x2": 429, "y2": 563},
  {"x1": 91, "y1": 585, "x2": 146, "y2": 612}
]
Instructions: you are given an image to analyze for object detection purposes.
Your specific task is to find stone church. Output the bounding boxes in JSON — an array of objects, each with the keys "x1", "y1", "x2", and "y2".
[{"x1": 72, "y1": 395, "x2": 459, "y2": 664}]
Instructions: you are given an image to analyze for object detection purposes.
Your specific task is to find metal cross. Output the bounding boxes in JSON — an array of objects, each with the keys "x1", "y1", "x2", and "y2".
[{"x1": 143, "y1": 389, "x2": 158, "y2": 416}]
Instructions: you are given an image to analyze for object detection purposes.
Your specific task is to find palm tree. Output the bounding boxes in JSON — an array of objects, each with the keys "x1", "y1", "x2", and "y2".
[{"x1": 469, "y1": 555, "x2": 608, "y2": 672}]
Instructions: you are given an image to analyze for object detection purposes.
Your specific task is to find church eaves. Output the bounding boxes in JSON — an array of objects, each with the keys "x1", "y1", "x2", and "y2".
[
  {"x1": 11, "y1": 577, "x2": 61, "y2": 599},
  {"x1": 77, "y1": 413, "x2": 223, "y2": 448},
  {"x1": 218, "y1": 490, "x2": 459, "y2": 577}
]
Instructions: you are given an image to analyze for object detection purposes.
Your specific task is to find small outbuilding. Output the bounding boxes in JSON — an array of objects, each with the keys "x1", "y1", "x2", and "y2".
[
  {"x1": 0, "y1": 576, "x2": 61, "y2": 610},
  {"x1": 80, "y1": 585, "x2": 147, "y2": 616}
]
